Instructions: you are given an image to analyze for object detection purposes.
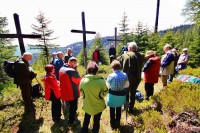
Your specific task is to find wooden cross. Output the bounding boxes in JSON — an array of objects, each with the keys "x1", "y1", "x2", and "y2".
[
  {"x1": 107, "y1": 27, "x2": 123, "y2": 50},
  {"x1": 71, "y1": 12, "x2": 96, "y2": 68},
  {"x1": 0, "y1": 13, "x2": 41, "y2": 55}
]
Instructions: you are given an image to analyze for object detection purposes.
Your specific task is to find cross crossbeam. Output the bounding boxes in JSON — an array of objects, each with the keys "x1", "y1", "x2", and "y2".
[
  {"x1": 0, "y1": 13, "x2": 41, "y2": 55},
  {"x1": 71, "y1": 12, "x2": 96, "y2": 68},
  {"x1": 107, "y1": 27, "x2": 123, "y2": 49}
]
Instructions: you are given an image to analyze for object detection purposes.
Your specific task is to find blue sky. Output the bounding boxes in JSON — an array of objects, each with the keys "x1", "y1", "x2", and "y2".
[{"x1": 0, "y1": 0, "x2": 189, "y2": 46}]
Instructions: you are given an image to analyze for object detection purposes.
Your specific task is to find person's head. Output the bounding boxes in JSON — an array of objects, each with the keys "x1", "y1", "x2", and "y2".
[
  {"x1": 45, "y1": 64, "x2": 54, "y2": 74},
  {"x1": 87, "y1": 61, "x2": 98, "y2": 75},
  {"x1": 172, "y1": 48, "x2": 177, "y2": 54},
  {"x1": 163, "y1": 44, "x2": 172, "y2": 53},
  {"x1": 68, "y1": 57, "x2": 78, "y2": 69},
  {"x1": 110, "y1": 60, "x2": 121, "y2": 70},
  {"x1": 67, "y1": 48, "x2": 72, "y2": 55},
  {"x1": 127, "y1": 42, "x2": 138, "y2": 52},
  {"x1": 52, "y1": 52, "x2": 57, "y2": 58},
  {"x1": 22, "y1": 52, "x2": 33, "y2": 61},
  {"x1": 110, "y1": 43, "x2": 114, "y2": 48},
  {"x1": 95, "y1": 46, "x2": 99, "y2": 50},
  {"x1": 182, "y1": 48, "x2": 188, "y2": 54},
  {"x1": 57, "y1": 51, "x2": 64, "y2": 59},
  {"x1": 145, "y1": 50, "x2": 155, "y2": 59}
]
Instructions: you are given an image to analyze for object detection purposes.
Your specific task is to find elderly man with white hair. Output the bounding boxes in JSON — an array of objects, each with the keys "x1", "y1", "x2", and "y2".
[
  {"x1": 14, "y1": 52, "x2": 37, "y2": 114},
  {"x1": 117, "y1": 41, "x2": 144, "y2": 114},
  {"x1": 160, "y1": 44, "x2": 175, "y2": 87}
]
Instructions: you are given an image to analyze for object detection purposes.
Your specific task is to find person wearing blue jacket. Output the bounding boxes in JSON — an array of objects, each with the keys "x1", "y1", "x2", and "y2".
[{"x1": 53, "y1": 51, "x2": 64, "y2": 80}]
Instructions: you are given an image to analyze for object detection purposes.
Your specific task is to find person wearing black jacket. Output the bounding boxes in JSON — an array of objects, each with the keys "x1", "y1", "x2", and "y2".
[
  {"x1": 14, "y1": 52, "x2": 37, "y2": 114},
  {"x1": 109, "y1": 44, "x2": 116, "y2": 64}
]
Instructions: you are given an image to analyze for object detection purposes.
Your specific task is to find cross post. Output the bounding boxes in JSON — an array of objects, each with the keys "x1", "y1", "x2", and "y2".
[
  {"x1": 107, "y1": 27, "x2": 123, "y2": 50},
  {"x1": 71, "y1": 12, "x2": 96, "y2": 68},
  {"x1": 0, "y1": 13, "x2": 41, "y2": 55}
]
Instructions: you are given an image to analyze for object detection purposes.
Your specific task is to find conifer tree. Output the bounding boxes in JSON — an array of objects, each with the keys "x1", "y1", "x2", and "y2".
[
  {"x1": 88, "y1": 33, "x2": 109, "y2": 65},
  {"x1": 29, "y1": 11, "x2": 58, "y2": 66},
  {"x1": 117, "y1": 11, "x2": 130, "y2": 55},
  {"x1": 133, "y1": 21, "x2": 150, "y2": 52},
  {"x1": 77, "y1": 48, "x2": 85, "y2": 66},
  {"x1": 0, "y1": 16, "x2": 16, "y2": 82}
]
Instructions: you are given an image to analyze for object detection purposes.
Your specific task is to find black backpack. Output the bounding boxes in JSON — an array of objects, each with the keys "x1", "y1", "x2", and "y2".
[{"x1": 3, "y1": 60, "x2": 16, "y2": 78}]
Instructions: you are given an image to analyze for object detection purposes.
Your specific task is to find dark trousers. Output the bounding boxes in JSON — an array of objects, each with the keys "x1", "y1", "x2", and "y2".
[
  {"x1": 68, "y1": 99, "x2": 78, "y2": 124},
  {"x1": 126, "y1": 81, "x2": 140, "y2": 112},
  {"x1": 19, "y1": 83, "x2": 33, "y2": 113},
  {"x1": 81, "y1": 112, "x2": 102, "y2": 133},
  {"x1": 50, "y1": 90, "x2": 61, "y2": 121},
  {"x1": 110, "y1": 107, "x2": 121, "y2": 125},
  {"x1": 144, "y1": 83, "x2": 154, "y2": 99},
  {"x1": 110, "y1": 57, "x2": 115, "y2": 64}
]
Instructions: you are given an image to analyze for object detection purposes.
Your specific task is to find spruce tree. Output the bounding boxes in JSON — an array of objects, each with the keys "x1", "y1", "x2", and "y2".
[
  {"x1": 117, "y1": 11, "x2": 130, "y2": 55},
  {"x1": 88, "y1": 33, "x2": 109, "y2": 65},
  {"x1": 0, "y1": 16, "x2": 16, "y2": 82},
  {"x1": 29, "y1": 11, "x2": 58, "y2": 66},
  {"x1": 77, "y1": 47, "x2": 85, "y2": 66}
]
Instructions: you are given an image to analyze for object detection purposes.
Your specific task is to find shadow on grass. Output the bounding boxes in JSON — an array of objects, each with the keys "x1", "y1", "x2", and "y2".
[
  {"x1": 50, "y1": 118, "x2": 81, "y2": 133},
  {"x1": 17, "y1": 109, "x2": 44, "y2": 133},
  {"x1": 119, "y1": 123, "x2": 134, "y2": 133}
]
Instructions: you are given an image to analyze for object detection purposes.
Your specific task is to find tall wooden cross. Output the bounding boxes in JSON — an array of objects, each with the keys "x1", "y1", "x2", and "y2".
[
  {"x1": 71, "y1": 12, "x2": 96, "y2": 68},
  {"x1": 0, "y1": 13, "x2": 41, "y2": 55},
  {"x1": 107, "y1": 27, "x2": 123, "y2": 50}
]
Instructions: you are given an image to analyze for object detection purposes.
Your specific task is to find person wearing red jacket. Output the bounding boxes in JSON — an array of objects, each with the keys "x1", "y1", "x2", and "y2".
[
  {"x1": 143, "y1": 50, "x2": 161, "y2": 100},
  {"x1": 42, "y1": 64, "x2": 61, "y2": 122},
  {"x1": 59, "y1": 57, "x2": 82, "y2": 126}
]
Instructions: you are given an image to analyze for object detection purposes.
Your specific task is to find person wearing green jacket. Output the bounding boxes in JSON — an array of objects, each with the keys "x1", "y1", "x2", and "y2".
[{"x1": 80, "y1": 61, "x2": 108, "y2": 133}]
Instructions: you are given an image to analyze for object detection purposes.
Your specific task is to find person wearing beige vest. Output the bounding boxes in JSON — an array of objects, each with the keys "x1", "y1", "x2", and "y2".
[{"x1": 160, "y1": 44, "x2": 175, "y2": 87}]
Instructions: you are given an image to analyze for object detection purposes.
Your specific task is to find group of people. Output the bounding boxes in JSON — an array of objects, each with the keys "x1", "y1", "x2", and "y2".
[{"x1": 14, "y1": 41, "x2": 189, "y2": 132}]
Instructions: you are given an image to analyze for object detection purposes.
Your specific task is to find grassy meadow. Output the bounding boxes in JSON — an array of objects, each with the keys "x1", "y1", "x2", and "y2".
[{"x1": 0, "y1": 65, "x2": 200, "y2": 133}]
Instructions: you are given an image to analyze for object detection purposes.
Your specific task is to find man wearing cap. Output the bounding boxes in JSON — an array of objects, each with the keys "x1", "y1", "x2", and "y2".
[
  {"x1": 59, "y1": 57, "x2": 82, "y2": 125},
  {"x1": 176, "y1": 48, "x2": 189, "y2": 71},
  {"x1": 143, "y1": 50, "x2": 160, "y2": 100},
  {"x1": 117, "y1": 41, "x2": 144, "y2": 113},
  {"x1": 160, "y1": 44, "x2": 175, "y2": 87}
]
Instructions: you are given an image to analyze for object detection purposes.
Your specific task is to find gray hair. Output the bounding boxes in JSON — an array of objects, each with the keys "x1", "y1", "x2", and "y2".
[{"x1": 128, "y1": 42, "x2": 138, "y2": 51}]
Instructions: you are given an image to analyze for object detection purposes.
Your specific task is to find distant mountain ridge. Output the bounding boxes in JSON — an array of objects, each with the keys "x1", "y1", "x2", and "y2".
[{"x1": 14, "y1": 24, "x2": 193, "y2": 57}]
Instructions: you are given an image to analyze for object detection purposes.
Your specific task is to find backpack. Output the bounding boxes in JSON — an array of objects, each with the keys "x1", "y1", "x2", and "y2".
[
  {"x1": 3, "y1": 60, "x2": 16, "y2": 78},
  {"x1": 32, "y1": 83, "x2": 43, "y2": 98}
]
